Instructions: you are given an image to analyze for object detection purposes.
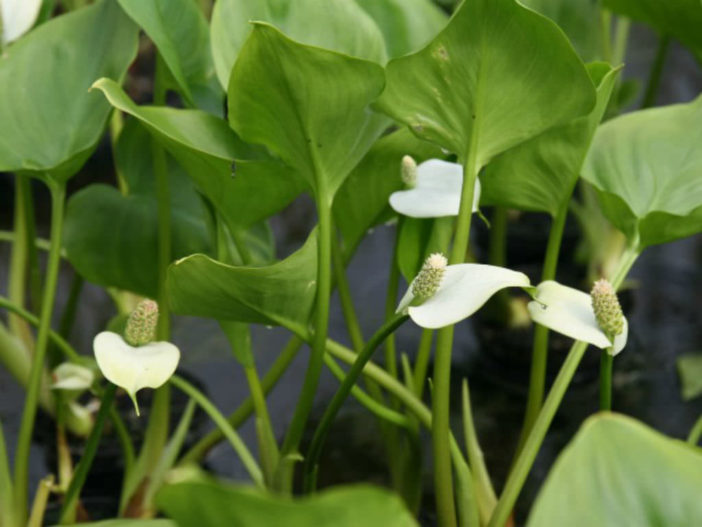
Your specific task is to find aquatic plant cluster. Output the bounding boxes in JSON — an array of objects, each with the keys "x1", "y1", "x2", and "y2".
[{"x1": 0, "y1": 0, "x2": 701, "y2": 526}]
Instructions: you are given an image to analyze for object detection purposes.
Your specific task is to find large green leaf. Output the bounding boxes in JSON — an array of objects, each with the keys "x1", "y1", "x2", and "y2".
[
  {"x1": 0, "y1": 0, "x2": 138, "y2": 182},
  {"x1": 333, "y1": 128, "x2": 444, "y2": 258},
  {"x1": 529, "y1": 414, "x2": 702, "y2": 526},
  {"x1": 354, "y1": 0, "x2": 448, "y2": 58},
  {"x1": 603, "y1": 0, "x2": 702, "y2": 62},
  {"x1": 228, "y1": 23, "x2": 387, "y2": 203},
  {"x1": 156, "y1": 480, "x2": 418, "y2": 527},
  {"x1": 582, "y1": 95, "x2": 702, "y2": 248},
  {"x1": 375, "y1": 0, "x2": 595, "y2": 167},
  {"x1": 481, "y1": 63, "x2": 619, "y2": 216},
  {"x1": 118, "y1": 0, "x2": 222, "y2": 111},
  {"x1": 63, "y1": 120, "x2": 213, "y2": 297},
  {"x1": 92, "y1": 78, "x2": 304, "y2": 231},
  {"x1": 677, "y1": 353, "x2": 702, "y2": 401},
  {"x1": 167, "y1": 231, "x2": 317, "y2": 331},
  {"x1": 210, "y1": 0, "x2": 387, "y2": 88},
  {"x1": 520, "y1": 0, "x2": 603, "y2": 61}
]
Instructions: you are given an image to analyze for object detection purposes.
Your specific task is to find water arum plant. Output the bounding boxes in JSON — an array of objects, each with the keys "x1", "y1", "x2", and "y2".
[{"x1": 1, "y1": 1, "x2": 701, "y2": 526}]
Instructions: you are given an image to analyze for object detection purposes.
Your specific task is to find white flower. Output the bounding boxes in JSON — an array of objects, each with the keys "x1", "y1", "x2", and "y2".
[
  {"x1": 51, "y1": 363, "x2": 94, "y2": 392},
  {"x1": 398, "y1": 263, "x2": 531, "y2": 329},
  {"x1": 1, "y1": 0, "x2": 41, "y2": 46},
  {"x1": 93, "y1": 331, "x2": 180, "y2": 415},
  {"x1": 389, "y1": 159, "x2": 481, "y2": 218},
  {"x1": 527, "y1": 280, "x2": 628, "y2": 355}
]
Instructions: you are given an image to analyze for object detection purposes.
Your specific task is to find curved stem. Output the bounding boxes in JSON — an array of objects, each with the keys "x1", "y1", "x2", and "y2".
[
  {"x1": 178, "y1": 336, "x2": 303, "y2": 465},
  {"x1": 170, "y1": 375, "x2": 264, "y2": 486},
  {"x1": 332, "y1": 233, "x2": 364, "y2": 352},
  {"x1": 520, "y1": 200, "x2": 569, "y2": 448},
  {"x1": 13, "y1": 181, "x2": 65, "y2": 523},
  {"x1": 687, "y1": 415, "x2": 702, "y2": 445},
  {"x1": 279, "y1": 191, "x2": 333, "y2": 490},
  {"x1": 383, "y1": 218, "x2": 404, "y2": 380},
  {"x1": 641, "y1": 35, "x2": 670, "y2": 109},
  {"x1": 599, "y1": 351, "x2": 613, "y2": 411},
  {"x1": 303, "y1": 313, "x2": 409, "y2": 492},
  {"x1": 59, "y1": 384, "x2": 117, "y2": 524},
  {"x1": 488, "y1": 251, "x2": 638, "y2": 527}
]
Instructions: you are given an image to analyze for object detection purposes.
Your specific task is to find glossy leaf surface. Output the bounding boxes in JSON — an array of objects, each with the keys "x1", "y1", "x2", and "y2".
[
  {"x1": 375, "y1": 0, "x2": 595, "y2": 166},
  {"x1": 228, "y1": 23, "x2": 387, "y2": 202},
  {"x1": 0, "y1": 0, "x2": 138, "y2": 182},
  {"x1": 582, "y1": 95, "x2": 702, "y2": 248},
  {"x1": 529, "y1": 414, "x2": 702, "y2": 526}
]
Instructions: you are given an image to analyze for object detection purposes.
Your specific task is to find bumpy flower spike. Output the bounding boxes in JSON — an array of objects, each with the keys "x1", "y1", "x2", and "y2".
[
  {"x1": 94, "y1": 299, "x2": 180, "y2": 415},
  {"x1": 401, "y1": 155, "x2": 418, "y2": 188},
  {"x1": 411, "y1": 253, "x2": 447, "y2": 301},
  {"x1": 591, "y1": 279, "x2": 625, "y2": 340}
]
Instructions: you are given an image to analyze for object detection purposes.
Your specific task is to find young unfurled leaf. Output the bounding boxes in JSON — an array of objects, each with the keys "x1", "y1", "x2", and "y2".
[
  {"x1": 210, "y1": 0, "x2": 386, "y2": 88},
  {"x1": 582, "y1": 95, "x2": 702, "y2": 249},
  {"x1": 228, "y1": 23, "x2": 387, "y2": 203},
  {"x1": 375, "y1": 0, "x2": 595, "y2": 166},
  {"x1": 528, "y1": 414, "x2": 702, "y2": 526},
  {"x1": 0, "y1": 0, "x2": 138, "y2": 182}
]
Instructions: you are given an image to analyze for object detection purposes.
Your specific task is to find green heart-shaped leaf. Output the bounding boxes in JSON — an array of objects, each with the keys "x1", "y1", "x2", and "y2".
[
  {"x1": 167, "y1": 231, "x2": 317, "y2": 332},
  {"x1": 117, "y1": 0, "x2": 222, "y2": 112},
  {"x1": 355, "y1": 0, "x2": 448, "y2": 58},
  {"x1": 63, "y1": 121, "x2": 213, "y2": 297},
  {"x1": 0, "y1": 0, "x2": 138, "y2": 182},
  {"x1": 92, "y1": 78, "x2": 304, "y2": 231},
  {"x1": 375, "y1": 0, "x2": 595, "y2": 167},
  {"x1": 332, "y1": 128, "x2": 444, "y2": 258},
  {"x1": 603, "y1": 0, "x2": 702, "y2": 62},
  {"x1": 529, "y1": 414, "x2": 702, "y2": 526},
  {"x1": 228, "y1": 23, "x2": 387, "y2": 204},
  {"x1": 156, "y1": 480, "x2": 418, "y2": 527},
  {"x1": 521, "y1": 0, "x2": 603, "y2": 61},
  {"x1": 582, "y1": 95, "x2": 702, "y2": 248},
  {"x1": 210, "y1": 0, "x2": 387, "y2": 88},
  {"x1": 481, "y1": 63, "x2": 619, "y2": 216}
]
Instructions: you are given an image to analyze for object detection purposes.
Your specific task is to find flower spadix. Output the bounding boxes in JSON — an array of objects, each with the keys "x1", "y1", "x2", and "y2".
[
  {"x1": 0, "y1": 0, "x2": 42, "y2": 46},
  {"x1": 93, "y1": 299, "x2": 180, "y2": 415},
  {"x1": 527, "y1": 280, "x2": 628, "y2": 355},
  {"x1": 398, "y1": 254, "x2": 531, "y2": 329},
  {"x1": 390, "y1": 158, "x2": 481, "y2": 218}
]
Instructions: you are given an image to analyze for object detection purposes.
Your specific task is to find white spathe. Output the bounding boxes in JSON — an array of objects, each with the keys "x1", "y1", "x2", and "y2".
[
  {"x1": 0, "y1": 0, "x2": 41, "y2": 45},
  {"x1": 398, "y1": 263, "x2": 531, "y2": 329},
  {"x1": 93, "y1": 331, "x2": 180, "y2": 414},
  {"x1": 51, "y1": 362, "x2": 94, "y2": 391},
  {"x1": 389, "y1": 159, "x2": 481, "y2": 218},
  {"x1": 527, "y1": 280, "x2": 628, "y2": 355}
]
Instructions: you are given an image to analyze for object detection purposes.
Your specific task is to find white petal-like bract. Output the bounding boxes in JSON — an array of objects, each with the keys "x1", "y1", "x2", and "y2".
[
  {"x1": 51, "y1": 362, "x2": 95, "y2": 391},
  {"x1": 527, "y1": 280, "x2": 628, "y2": 355},
  {"x1": 399, "y1": 264, "x2": 530, "y2": 329},
  {"x1": 93, "y1": 331, "x2": 180, "y2": 414},
  {"x1": 1, "y1": 0, "x2": 41, "y2": 45},
  {"x1": 389, "y1": 159, "x2": 481, "y2": 218}
]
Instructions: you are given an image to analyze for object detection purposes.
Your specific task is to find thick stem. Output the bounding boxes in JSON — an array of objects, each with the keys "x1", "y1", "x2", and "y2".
[
  {"x1": 170, "y1": 375, "x2": 264, "y2": 486},
  {"x1": 27, "y1": 475, "x2": 53, "y2": 527},
  {"x1": 599, "y1": 351, "x2": 613, "y2": 411},
  {"x1": 487, "y1": 207, "x2": 507, "y2": 267},
  {"x1": 520, "y1": 200, "x2": 569, "y2": 447},
  {"x1": 303, "y1": 314, "x2": 409, "y2": 492},
  {"x1": 641, "y1": 35, "x2": 670, "y2": 109},
  {"x1": 488, "y1": 252, "x2": 638, "y2": 527},
  {"x1": 279, "y1": 190, "x2": 333, "y2": 490},
  {"x1": 59, "y1": 384, "x2": 117, "y2": 524},
  {"x1": 8, "y1": 176, "x2": 33, "y2": 347},
  {"x1": 179, "y1": 336, "x2": 302, "y2": 465},
  {"x1": 13, "y1": 181, "x2": 65, "y2": 523},
  {"x1": 413, "y1": 329, "x2": 434, "y2": 398}
]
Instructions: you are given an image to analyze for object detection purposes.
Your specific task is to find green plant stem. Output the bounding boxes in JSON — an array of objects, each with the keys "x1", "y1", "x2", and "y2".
[
  {"x1": 178, "y1": 336, "x2": 303, "y2": 465},
  {"x1": 279, "y1": 190, "x2": 333, "y2": 491},
  {"x1": 687, "y1": 415, "x2": 702, "y2": 445},
  {"x1": 170, "y1": 375, "x2": 264, "y2": 486},
  {"x1": 432, "y1": 146, "x2": 480, "y2": 527},
  {"x1": 0, "y1": 420, "x2": 14, "y2": 527},
  {"x1": 520, "y1": 200, "x2": 570, "y2": 448},
  {"x1": 13, "y1": 181, "x2": 65, "y2": 524},
  {"x1": 332, "y1": 234, "x2": 364, "y2": 351},
  {"x1": 488, "y1": 207, "x2": 507, "y2": 267},
  {"x1": 59, "y1": 384, "x2": 117, "y2": 524},
  {"x1": 323, "y1": 355, "x2": 409, "y2": 428},
  {"x1": 600, "y1": 9, "x2": 613, "y2": 62},
  {"x1": 384, "y1": 219, "x2": 404, "y2": 380},
  {"x1": 0, "y1": 231, "x2": 52, "y2": 252},
  {"x1": 244, "y1": 363, "x2": 279, "y2": 484},
  {"x1": 8, "y1": 176, "x2": 32, "y2": 346},
  {"x1": 303, "y1": 313, "x2": 409, "y2": 492},
  {"x1": 27, "y1": 475, "x2": 54, "y2": 527},
  {"x1": 612, "y1": 17, "x2": 630, "y2": 66},
  {"x1": 600, "y1": 351, "x2": 614, "y2": 411},
  {"x1": 641, "y1": 35, "x2": 670, "y2": 109},
  {"x1": 413, "y1": 329, "x2": 434, "y2": 398},
  {"x1": 488, "y1": 250, "x2": 638, "y2": 527}
]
